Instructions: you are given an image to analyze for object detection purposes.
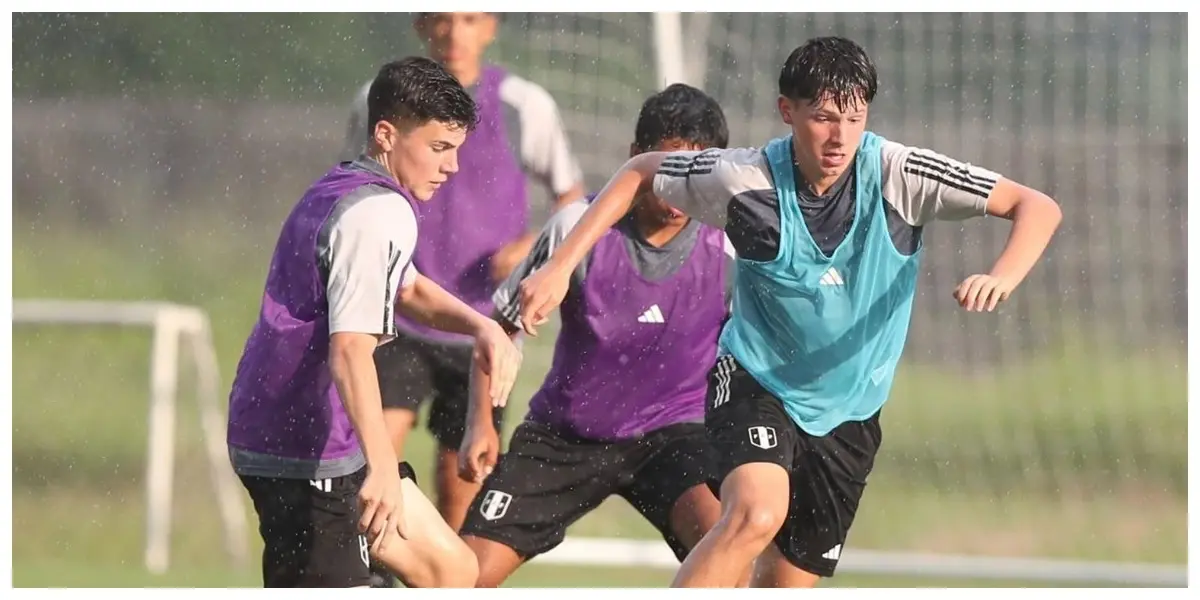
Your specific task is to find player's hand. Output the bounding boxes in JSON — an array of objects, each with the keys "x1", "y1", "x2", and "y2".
[
  {"x1": 458, "y1": 424, "x2": 500, "y2": 484},
  {"x1": 473, "y1": 321, "x2": 522, "y2": 405},
  {"x1": 357, "y1": 462, "x2": 407, "y2": 552},
  {"x1": 953, "y1": 274, "x2": 1016, "y2": 312},
  {"x1": 517, "y1": 266, "x2": 570, "y2": 337}
]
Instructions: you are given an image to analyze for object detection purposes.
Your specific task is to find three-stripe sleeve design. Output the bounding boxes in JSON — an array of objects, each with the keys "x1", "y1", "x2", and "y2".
[{"x1": 881, "y1": 141, "x2": 1002, "y2": 225}]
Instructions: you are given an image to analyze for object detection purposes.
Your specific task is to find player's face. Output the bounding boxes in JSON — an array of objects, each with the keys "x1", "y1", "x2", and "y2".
[
  {"x1": 631, "y1": 138, "x2": 700, "y2": 226},
  {"x1": 375, "y1": 119, "x2": 467, "y2": 202},
  {"x1": 779, "y1": 94, "x2": 869, "y2": 183},
  {"x1": 416, "y1": 13, "x2": 497, "y2": 76}
]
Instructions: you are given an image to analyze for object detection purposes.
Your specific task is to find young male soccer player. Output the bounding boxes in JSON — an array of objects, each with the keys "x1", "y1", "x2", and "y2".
[
  {"x1": 341, "y1": 12, "x2": 585, "y2": 536},
  {"x1": 456, "y1": 84, "x2": 747, "y2": 588},
  {"x1": 226, "y1": 57, "x2": 522, "y2": 588},
  {"x1": 517, "y1": 37, "x2": 1063, "y2": 588}
]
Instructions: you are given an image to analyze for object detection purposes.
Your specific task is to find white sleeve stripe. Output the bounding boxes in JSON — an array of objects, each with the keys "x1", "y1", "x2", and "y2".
[{"x1": 382, "y1": 242, "x2": 401, "y2": 335}]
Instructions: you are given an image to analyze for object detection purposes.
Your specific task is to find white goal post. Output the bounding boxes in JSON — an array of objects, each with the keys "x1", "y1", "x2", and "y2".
[{"x1": 13, "y1": 298, "x2": 250, "y2": 574}]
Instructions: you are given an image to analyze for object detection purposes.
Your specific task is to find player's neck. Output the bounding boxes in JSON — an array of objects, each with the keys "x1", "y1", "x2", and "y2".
[
  {"x1": 363, "y1": 150, "x2": 399, "y2": 182},
  {"x1": 795, "y1": 161, "x2": 847, "y2": 197},
  {"x1": 635, "y1": 215, "x2": 689, "y2": 248}
]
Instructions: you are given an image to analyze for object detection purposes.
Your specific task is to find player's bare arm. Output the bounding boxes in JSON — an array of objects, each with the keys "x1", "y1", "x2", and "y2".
[
  {"x1": 955, "y1": 179, "x2": 1062, "y2": 312},
  {"x1": 459, "y1": 312, "x2": 520, "y2": 484},
  {"x1": 328, "y1": 330, "x2": 407, "y2": 552},
  {"x1": 396, "y1": 274, "x2": 521, "y2": 404}
]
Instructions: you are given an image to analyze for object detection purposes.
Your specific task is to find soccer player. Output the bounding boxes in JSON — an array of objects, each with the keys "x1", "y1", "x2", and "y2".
[
  {"x1": 341, "y1": 11, "x2": 585, "y2": 538},
  {"x1": 517, "y1": 37, "x2": 1063, "y2": 588},
  {"x1": 454, "y1": 83, "x2": 746, "y2": 588},
  {"x1": 226, "y1": 57, "x2": 522, "y2": 588}
]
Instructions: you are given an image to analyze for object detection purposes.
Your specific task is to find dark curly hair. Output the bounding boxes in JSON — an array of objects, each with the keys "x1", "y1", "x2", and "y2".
[
  {"x1": 634, "y1": 83, "x2": 729, "y2": 152},
  {"x1": 367, "y1": 56, "x2": 478, "y2": 133},
  {"x1": 778, "y1": 37, "x2": 878, "y2": 111}
]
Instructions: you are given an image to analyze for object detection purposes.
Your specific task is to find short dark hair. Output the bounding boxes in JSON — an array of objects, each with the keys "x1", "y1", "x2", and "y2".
[
  {"x1": 778, "y1": 37, "x2": 878, "y2": 110},
  {"x1": 367, "y1": 56, "x2": 478, "y2": 134},
  {"x1": 634, "y1": 83, "x2": 729, "y2": 151}
]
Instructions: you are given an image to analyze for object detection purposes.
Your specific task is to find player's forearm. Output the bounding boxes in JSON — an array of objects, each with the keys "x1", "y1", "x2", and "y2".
[
  {"x1": 396, "y1": 274, "x2": 493, "y2": 338},
  {"x1": 467, "y1": 312, "x2": 521, "y2": 430},
  {"x1": 466, "y1": 352, "x2": 497, "y2": 429},
  {"x1": 329, "y1": 334, "x2": 395, "y2": 467},
  {"x1": 545, "y1": 154, "x2": 663, "y2": 275},
  {"x1": 987, "y1": 188, "x2": 1062, "y2": 286}
]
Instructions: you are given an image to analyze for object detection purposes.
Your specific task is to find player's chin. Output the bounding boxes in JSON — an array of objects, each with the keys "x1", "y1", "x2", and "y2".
[{"x1": 412, "y1": 183, "x2": 442, "y2": 202}]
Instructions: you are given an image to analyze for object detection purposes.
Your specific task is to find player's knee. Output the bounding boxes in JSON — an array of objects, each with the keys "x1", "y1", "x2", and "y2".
[
  {"x1": 473, "y1": 567, "x2": 505, "y2": 589},
  {"x1": 722, "y1": 500, "x2": 785, "y2": 545},
  {"x1": 428, "y1": 538, "x2": 479, "y2": 587}
]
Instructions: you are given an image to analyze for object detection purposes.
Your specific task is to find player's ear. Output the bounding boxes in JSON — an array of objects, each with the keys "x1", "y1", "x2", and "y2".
[
  {"x1": 413, "y1": 14, "x2": 429, "y2": 38},
  {"x1": 777, "y1": 96, "x2": 794, "y2": 126},
  {"x1": 373, "y1": 120, "x2": 398, "y2": 153}
]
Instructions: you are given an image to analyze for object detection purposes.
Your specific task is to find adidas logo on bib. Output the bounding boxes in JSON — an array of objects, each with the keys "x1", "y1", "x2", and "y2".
[{"x1": 819, "y1": 267, "x2": 845, "y2": 286}]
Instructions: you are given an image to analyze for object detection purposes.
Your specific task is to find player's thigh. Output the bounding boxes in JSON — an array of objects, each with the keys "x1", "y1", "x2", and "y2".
[
  {"x1": 460, "y1": 421, "x2": 621, "y2": 560},
  {"x1": 619, "y1": 423, "x2": 721, "y2": 559},
  {"x1": 240, "y1": 471, "x2": 372, "y2": 588},
  {"x1": 372, "y1": 475, "x2": 477, "y2": 588},
  {"x1": 375, "y1": 334, "x2": 436, "y2": 414},
  {"x1": 705, "y1": 355, "x2": 797, "y2": 489},
  {"x1": 427, "y1": 342, "x2": 505, "y2": 451},
  {"x1": 773, "y1": 412, "x2": 884, "y2": 579}
]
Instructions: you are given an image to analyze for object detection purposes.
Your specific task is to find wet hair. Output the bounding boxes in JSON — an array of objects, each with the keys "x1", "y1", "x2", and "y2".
[
  {"x1": 366, "y1": 56, "x2": 478, "y2": 133},
  {"x1": 634, "y1": 83, "x2": 729, "y2": 151},
  {"x1": 778, "y1": 36, "x2": 878, "y2": 111}
]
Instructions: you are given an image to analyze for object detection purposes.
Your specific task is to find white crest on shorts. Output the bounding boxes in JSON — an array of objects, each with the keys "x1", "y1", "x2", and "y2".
[
  {"x1": 748, "y1": 426, "x2": 778, "y2": 450},
  {"x1": 480, "y1": 490, "x2": 513, "y2": 521}
]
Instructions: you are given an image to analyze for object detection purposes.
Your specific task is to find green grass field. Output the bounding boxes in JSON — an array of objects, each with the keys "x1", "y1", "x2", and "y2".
[{"x1": 12, "y1": 223, "x2": 1187, "y2": 587}]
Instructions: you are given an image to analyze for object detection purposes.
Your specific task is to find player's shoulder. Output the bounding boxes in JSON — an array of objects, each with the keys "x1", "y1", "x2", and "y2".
[
  {"x1": 497, "y1": 70, "x2": 560, "y2": 115},
  {"x1": 875, "y1": 135, "x2": 966, "y2": 173},
  {"x1": 674, "y1": 146, "x2": 773, "y2": 191},
  {"x1": 544, "y1": 197, "x2": 590, "y2": 234},
  {"x1": 332, "y1": 185, "x2": 417, "y2": 235}
]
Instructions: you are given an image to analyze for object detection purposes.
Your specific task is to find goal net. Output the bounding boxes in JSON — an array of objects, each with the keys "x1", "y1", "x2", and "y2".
[{"x1": 12, "y1": 299, "x2": 249, "y2": 574}]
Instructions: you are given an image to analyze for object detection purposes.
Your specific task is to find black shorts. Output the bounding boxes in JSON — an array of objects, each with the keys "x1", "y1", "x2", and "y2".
[
  {"x1": 706, "y1": 355, "x2": 883, "y2": 578},
  {"x1": 375, "y1": 332, "x2": 505, "y2": 449},
  {"x1": 459, "y1": 420, "x2": 716, "y2": 561},
  {"x1": 239, "y1": 462, "x2": 418, "y2": 587}
]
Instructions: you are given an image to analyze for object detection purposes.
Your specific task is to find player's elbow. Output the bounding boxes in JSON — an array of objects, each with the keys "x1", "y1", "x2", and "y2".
[
  {"x1": 1029, "y1": 190, "x2": 1063, "y2": 229},
  {"x1": 328, "y1": 332, "x2": 378, "y2": 379},
  {"x1": 987, "y1": 179, "x2": 1062, "y2": 228},
  {"x1": 1012, "y1": 188, "x2": 1063, "y2": 238}
]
